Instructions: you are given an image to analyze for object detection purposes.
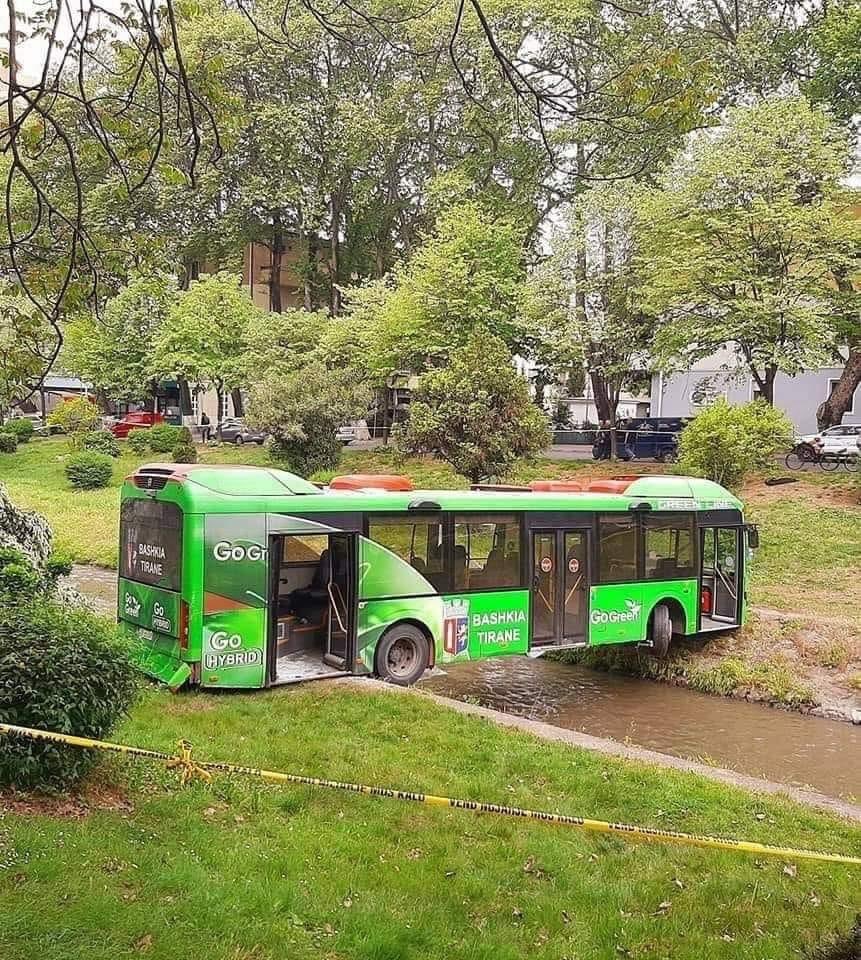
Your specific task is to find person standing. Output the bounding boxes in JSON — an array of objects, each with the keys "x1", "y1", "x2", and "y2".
[{"x1": 200, "y1": 412, "x2": 211, "y2": 443}]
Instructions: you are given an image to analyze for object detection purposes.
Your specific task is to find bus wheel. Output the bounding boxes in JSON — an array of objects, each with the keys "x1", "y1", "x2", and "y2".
[
  {"x1": 648, "y1": 604, "x2": 672, "y2": 658},
  {"x1": 376, "y1": 624, "x2": 429, "y2": 686}
]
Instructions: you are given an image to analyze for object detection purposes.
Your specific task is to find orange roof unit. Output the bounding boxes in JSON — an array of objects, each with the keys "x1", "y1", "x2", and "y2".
[
  {"x1": 328, "y1": 474, "x2": 414, "y2": 492},
  {"x1": 586, "y1": 479, "x2": 637, "y2": 494},
  {"x1": 528, "y1": 480, "x2": 585, "y2": 492}
]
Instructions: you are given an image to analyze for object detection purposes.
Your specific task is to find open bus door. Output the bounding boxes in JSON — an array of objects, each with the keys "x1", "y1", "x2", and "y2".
[{"x1": 323, "y1": 532, "x2": 356, "y2": 668}]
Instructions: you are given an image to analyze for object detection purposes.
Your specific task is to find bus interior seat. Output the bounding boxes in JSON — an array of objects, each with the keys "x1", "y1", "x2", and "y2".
[
  {"x1": 453, "y1": 545, "x2": 469, "y2": 590},
  {"x1": 287, "y1": 549, "x2": 330, "y2": 622}
]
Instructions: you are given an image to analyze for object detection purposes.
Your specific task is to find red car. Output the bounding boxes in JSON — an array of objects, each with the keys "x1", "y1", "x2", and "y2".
[{"x1": 111, "y1": 411, "x2": 165, "y2": 438}]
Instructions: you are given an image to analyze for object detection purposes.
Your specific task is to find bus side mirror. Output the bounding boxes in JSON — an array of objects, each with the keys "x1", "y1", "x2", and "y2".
[{"x1": 747, "y1": 525, "x2": 759, "y2": 549}]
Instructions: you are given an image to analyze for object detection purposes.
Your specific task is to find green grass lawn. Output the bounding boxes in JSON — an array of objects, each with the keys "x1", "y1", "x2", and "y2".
[{"x1": 1, "y1": 684, "x2": 859, "y2": 960}]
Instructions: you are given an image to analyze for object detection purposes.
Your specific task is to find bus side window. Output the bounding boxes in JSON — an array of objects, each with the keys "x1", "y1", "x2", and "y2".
[
  {"x1": 453, "y1": 515, "x2": 521, "y2": 590},
  {"x1": 643, "y1": 515, "x2": 696, "y2": 580},
  {"x1": 597, "y1": 517, "x2": 638, "y2": 583}
]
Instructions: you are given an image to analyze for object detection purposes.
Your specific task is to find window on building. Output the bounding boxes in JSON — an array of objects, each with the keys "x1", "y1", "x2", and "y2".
[
  {"x1": 191, "y1": 392, "x2": 200, "y2": 424},
  {"x1": 643, "y1": 516, "x2": 696, "y2": 580},
  {"x1": 453, "y1": 515, "x2": 521, "y2": 591},
  {"x1": 598, "y1": 517, "x2": 638, "y2": 583},
  {"x1": 220, "y1": 392, "x2": 230, "y2": 421},
  {"x1": 368, "y1": 517, "x2": 447, "y2": 591},
  {"x1": 828, "y1": 379, "x2": 857, "y2": 415}
]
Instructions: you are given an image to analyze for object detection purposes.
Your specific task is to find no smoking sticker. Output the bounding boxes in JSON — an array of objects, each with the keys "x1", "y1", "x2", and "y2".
[
  {"x1": 540, "y1": 557, "x2": 553, "y2": 573},
  {"x1": 568, "y1": 557, "x2": 580, "y2": 574}
]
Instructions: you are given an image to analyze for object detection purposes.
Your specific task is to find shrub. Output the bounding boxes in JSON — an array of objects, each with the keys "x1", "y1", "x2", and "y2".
[
  {"x1": 0, "y1": 432, "x2": 17, "y2": 454},
  {"x1": 0, "y1": 597, "x2": 137, "y2": 789},
  {"x1": 172, "y1": 441, "x2": 197, "y2": 463},
  {"x1": 82, "y1": 429, "x2": 121, "y2": 458},
  {"x1": 677, "y1": 399, "x2": 794, "y2": 490},
  {"x1": 47, "y1": 396, "x2": 100, "y2": 447},
  {"x1": 146, "y1": 423, "x2": 182, "y2": 453},
  {"x1": 4, "y1": 419, "x2": 34, "y2": 442},
  {"x1": 268, "y1": 427, "x2": 342, "y2": 477},
  {"x1": 177, "y1": 425, "x2": 193, "y2": 444},
  {"x1": 65, "y1": 451, "x2": 113, "y2": 490},
  {"x1": 126, "y1": 428, "x2": 152, "y2": 454}
]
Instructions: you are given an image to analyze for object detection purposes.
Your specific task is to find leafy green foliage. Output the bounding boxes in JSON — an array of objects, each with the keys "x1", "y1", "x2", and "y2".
[
  {"x1": 63, "y1": 274, "x2": 178, "y2": 405},
  {"x1": 172, "y1": 441, "x2": 197, "y2": 463},
  {"x1": 151, "y1": 272, "x2": 262, "y2": 415},
  {"x1": 0, "y1": 432, "x2": 17, "y2": 454},
  {"x1": 3, "y1": 418, "x2": 34, "y2": 442},
  {"x1": 81, "y1": 429, "x2": 121, "y2": 458},
  {"x1": 0, "y1": 594, "x2": 137, "y2": 789},
  {"x1": 146, "y1": 424, "x2": 183, "y2": 453},
  {"x1": 677, "y1": 399, "x2": 793, "y2": 489},
  {"x1": 65, "y1": 451, "x2": 114, "y2": 490},
  {"x1": 638, "y1": 97, "x2": 859, "y2": 401},
  {"x1": 47, "y1": 396, "x2": 101, "y2": 446},
  {"x1": 248, "y1": 362, "x2": 369, "y2": 477},
  {"x1": 401, "y1": 329, "x2": 551, "y2": 482},
  {"x1": 356, "y1": 202, "x2": 527, "y2": 377},
  {"x1": 126, "y1": 428, "x2": 152, "y2": 454},
  {"x1": 0, "y1": 287, "x2": 52, "y2": 413}
]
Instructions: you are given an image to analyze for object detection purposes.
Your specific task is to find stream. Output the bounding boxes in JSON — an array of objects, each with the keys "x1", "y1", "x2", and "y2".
[{"x1": 69, "y1": 565, "x2": 860, "y2": 801}]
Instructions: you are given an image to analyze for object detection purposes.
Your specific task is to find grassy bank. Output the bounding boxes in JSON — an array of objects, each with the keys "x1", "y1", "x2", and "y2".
[{"x1": 2, "y1": 684, "x2": 860, "y2": 960}]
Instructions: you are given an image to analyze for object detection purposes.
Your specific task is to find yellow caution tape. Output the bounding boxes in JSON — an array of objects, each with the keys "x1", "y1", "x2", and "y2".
[{"x1": 1, "y1": 722, "x2": 859, "y2": 867}]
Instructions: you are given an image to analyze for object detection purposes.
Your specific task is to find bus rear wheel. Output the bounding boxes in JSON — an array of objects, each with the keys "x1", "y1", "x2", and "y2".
[
  {"x1": 648, "y1": 604, "x2": 672, "y2": 658},
  {"x1": 375, "y1": 624, "x2": 429, "y2": 686}
]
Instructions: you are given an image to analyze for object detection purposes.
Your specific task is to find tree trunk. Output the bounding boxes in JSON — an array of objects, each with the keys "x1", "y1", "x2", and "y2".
[
  {"x1": 817, "y1": 347, "x2": 861, "y2": 429},
  {"x1": 303, "y1": 231, "x2": 317, "y2": 311},
  {"x1": 230, "y1": 388, "x2": 244, "y2": 418},
  {"x1": 269, "y1": 214, "x2": 284, "y2": 313},
  {"x1": 215, "y1": 383, "x2": 224, "y2": 440},
  {"x1": 149, "y1": 381, "x2": 158, "y2": 415},
  {"x1": 178, "y1": 378, "x2": 193, "y2": 418},
  {"x1": 330, "y1": 195, "x2": 341, "y2": 315},
  {"x1": 590, "y1": 370, "x2": 618, "y2": 460}
]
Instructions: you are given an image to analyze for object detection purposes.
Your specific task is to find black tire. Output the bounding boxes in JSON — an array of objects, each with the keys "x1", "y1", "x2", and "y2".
[
  {"x1": 648, "y1": 604, "x2": 672, "y2": 658},
  {"x1": 233, "y1": 434, "x2": 244, "y2": 445},
  {"x1": 844, "y1": 454, "x2": 860, "y2": 473},
  {"x1": 784, "y1": 451, "x2": 805, "y2": 470},
  {"x1": 819, "y1": 454, "x2": 839, "y2": 472},
  {"x1": 375, "y1": 624, "x2": 429, "y2": 686}
]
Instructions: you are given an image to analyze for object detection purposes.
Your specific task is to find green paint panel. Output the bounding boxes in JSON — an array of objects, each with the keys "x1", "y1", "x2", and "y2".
[
  {"x1": 204, "y1": 514, "x2": 268, "y2": 607},
  {"x1": 200, "y1": 606, "x2": 267, "y2": 688},
  {"x1": 118, "y1": 578, "x2": 180, "y2": 638},
  {"x1": 359, "y1": 537, "x2": 436, "y2": 599},
  {"x1": 357, "y1": 596, "x2": 443, "y2": 672},
  {"x1": 589, "y1": 579, "x2": 698, "y2": 646},
  {"x1": 439, "y1": 591, "x2": 530, "y2": 662}
]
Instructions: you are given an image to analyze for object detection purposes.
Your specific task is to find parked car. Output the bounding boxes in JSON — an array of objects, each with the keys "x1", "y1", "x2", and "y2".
[
  {"x1": 336, "y1": 423, "x2": 356, "y2": 445},
  {"x1": 593, "y1": 417, "x2": 688, "y2": 462},
  {"x1": 111, "y1": 411, "x2": 165, "y2": 438},
  {"x1": 795, "y1": 424, "x2": 861, "y2": 457},
  {"x1": 218, "y1": 417, "x2": 267, "y2": 445}
]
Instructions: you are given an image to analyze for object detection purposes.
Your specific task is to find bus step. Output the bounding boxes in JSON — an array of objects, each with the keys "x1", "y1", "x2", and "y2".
[{"x1": 527, "y1": 641, "x2": 588, "y2": 658}]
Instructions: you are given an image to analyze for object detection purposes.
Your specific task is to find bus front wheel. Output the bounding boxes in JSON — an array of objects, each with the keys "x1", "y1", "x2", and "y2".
[
  {"x1": 375, "y1": 624, "x2": 429, "y2": 686},
  {"x1": 648, "y1": 604, "x2": 672, "y2": 658}
]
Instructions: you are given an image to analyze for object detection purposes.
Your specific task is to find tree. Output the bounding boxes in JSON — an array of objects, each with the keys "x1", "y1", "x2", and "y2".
[
  {"x1": 0, "y1": 288, "x2": 51, "y2": 417},
  {"x1": 360, "y1": 202, "x2": 527, "y2": 378},
  {"x1": 46, "y1": 396, "x2": 100, "y2": 448},
  {"x1": 150, "y1": 272, "x2": 261, "y2": 432},
  {"x1": 246, "y1": 362, "x2": 369, "y2": 476},
  {"x1": 677, "y1": 399, "x2": 793, "y2": 489},
  {"x1": 401, "y1": 329, "x2": 551, "y2": 483},
  {"x1": 638, "y1": 96, "x2": 859, "y2": 406},
  {"x1": 63, "y1": 275, "x2": 178, "y2": 413},
  {"x1": 525, "y1": 186, "x2": 655, "y2": 458}
]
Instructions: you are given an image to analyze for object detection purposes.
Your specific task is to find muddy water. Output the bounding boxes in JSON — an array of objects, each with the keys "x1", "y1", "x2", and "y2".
[
  {"x1": 420, "y1": 657, "x2": 861, "y2": 800},
  {"x1": 66, "y1": 565, "x2": 860, "y2": 800}
]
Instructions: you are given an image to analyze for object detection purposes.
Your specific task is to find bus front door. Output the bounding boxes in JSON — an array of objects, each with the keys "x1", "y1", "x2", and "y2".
[
  {"x1": 531, "y1": 530, "x2": 590, "y2": 647},
  {"x1": 324, "y1": 532, "x2": 356, "y2": 668},
  {"x1": 701, "y1": 527, "x2": 740, "y2": 626}
]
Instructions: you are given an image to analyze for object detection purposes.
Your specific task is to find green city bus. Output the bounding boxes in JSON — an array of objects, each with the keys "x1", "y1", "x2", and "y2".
[{"x1": 117, "y1": 463, "x2": 756, "y2": 689}]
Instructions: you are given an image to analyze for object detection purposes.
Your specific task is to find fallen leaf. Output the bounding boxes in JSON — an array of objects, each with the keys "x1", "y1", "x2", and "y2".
[
  {"x1": 783, "y1": 864, "x2": 797, "y2": 878},
  {"x1": 134, "y1": 934, "x2": 153, "y2": 953}
]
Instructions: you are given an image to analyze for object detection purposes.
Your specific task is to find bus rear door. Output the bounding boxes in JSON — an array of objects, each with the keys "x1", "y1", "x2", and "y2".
[{"x1": 530, "y1": 529, "x2": 590, "y2": 647}]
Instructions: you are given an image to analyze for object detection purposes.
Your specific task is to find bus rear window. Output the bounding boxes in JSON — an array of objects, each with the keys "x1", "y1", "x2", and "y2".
[{"x1": 120, "y1": 499, "x2": 183, "y2": 591}]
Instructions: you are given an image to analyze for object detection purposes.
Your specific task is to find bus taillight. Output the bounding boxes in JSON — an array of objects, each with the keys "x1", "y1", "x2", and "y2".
[
  {"x1": 179, "y1": 600, "x2": 189, "y2": 651},
  {"x1": 701, "y1": 585, "x2": 713, "y2": 615}
]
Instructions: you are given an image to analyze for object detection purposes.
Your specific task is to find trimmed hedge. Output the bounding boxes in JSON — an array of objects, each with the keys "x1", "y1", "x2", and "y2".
[
  {"x1": 3, "y1": 419, "x2": 34, "y2": 442},
  {"x1": 126, "y1": 428, "x2": 151, "y2": 454},
  {"x1": 65, "y1": 451, "x2": 113, "y2": 490},
  {"x1": 172, "y1": 442, "x2": 197, "y2": 463},
  {"x1": 0, "y1": 598, "x2": 137, "y2": 789},
  {"x1": 146, "y1": 424, "x2": 182, "y2": 453},
  {"x1": 0, "y1": 432, "x2": 17, "y2": 454},
  {"x1": 82, "y1": 429, "x2": 121, "y2": 458}
]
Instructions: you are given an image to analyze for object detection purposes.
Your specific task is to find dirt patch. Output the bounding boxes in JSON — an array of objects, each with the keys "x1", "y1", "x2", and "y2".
[
  {"x1": 0, "y1": 781, "x2": 133, "y2": 819},
  {"x1": 741, "y1": 476, "x2": 860, "y2": 509}
]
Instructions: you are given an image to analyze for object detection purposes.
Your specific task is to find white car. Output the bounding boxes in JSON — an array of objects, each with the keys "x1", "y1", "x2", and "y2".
[{"x1": 797, "y1": 424, "x2": 861, "y2": 456}]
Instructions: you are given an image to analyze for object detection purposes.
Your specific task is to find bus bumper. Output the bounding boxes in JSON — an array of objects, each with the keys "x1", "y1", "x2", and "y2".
[{"x1": 129, "y1": 643, "x2": 192, "y2": 692}]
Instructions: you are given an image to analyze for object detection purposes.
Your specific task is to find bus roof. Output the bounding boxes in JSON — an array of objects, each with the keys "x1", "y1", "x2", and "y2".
[{"x1": 123, "y1": 464, "x2": 743, "y2": 514}]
